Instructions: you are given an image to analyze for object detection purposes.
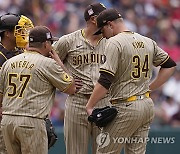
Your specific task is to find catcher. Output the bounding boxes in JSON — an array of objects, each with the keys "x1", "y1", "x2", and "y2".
[{"x1": 0, "y1": 13, "x2": 34, "y2": 154}]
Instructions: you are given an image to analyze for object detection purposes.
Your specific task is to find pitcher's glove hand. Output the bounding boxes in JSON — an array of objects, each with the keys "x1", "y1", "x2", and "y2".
[
  {"x1": 45, "y1": 118, "x2": 58, "y2": 149},
  {"x1": 88, "y1": 106, "x2": 118, "y2": 127}
]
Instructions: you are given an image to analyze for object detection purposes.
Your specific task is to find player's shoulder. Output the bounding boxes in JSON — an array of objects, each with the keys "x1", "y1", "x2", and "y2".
[
  {"x1": 54, "y1": 30, "x2": 81, "y2": 47},
  {"x1": 107, "y1": 35, "x2": 120, "y2": 46},
  {"x1": 58, "y1": 30, "x2": 81, "y2": 41},
  {"x1": 132, "y1": 32, "x2": 154, "y2": 45}
]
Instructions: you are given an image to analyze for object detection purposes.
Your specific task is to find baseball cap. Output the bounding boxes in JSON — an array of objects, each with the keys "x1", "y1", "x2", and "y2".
[
  {"x1": 94, "y1": 9, "x2": 122, "y2": 35},
  {"x1": 84, "y1": 3, "x2": 106, "y2": 21},
  {"x1": 29, "y1": 26, "x2": 58, "y2": 43}
]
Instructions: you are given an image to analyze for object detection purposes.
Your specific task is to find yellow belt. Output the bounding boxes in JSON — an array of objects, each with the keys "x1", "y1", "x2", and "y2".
[{"x1": 111, "y1": 92, "x2": 150, "y2": 104}]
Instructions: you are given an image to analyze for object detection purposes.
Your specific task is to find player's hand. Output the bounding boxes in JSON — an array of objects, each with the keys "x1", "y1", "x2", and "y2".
[
  {"x1": 74, "y1": 78, "x2": 83, "y2": 92},
  {"x1": 49, "y1": 49, "x2": 62, "y2": 63},
  {"x1": 86, "y1": 106, "x2": 93, "y2": 116}
]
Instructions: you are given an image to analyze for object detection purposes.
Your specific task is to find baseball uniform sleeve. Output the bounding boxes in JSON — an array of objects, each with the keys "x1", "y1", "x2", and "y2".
[
  {"x1": 100, "y1": 39, "x2": 120, "y2": 76},
  {"x1": 53, "y1": 36, "x2": 70, "y2": 61},
  {"x1": 44, "y1": 60, "x2": 73, "y2": 92},
  {"x1": 152, "y1": 40, "x2": 169, "y2": 67}
]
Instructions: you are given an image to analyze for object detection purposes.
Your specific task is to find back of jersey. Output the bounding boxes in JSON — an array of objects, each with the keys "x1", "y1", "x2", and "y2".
[
  {"x1": 0, "y1": 52, "x2": 72, "y2": 118},
  {"x1": 102, "y1": 31, "x2": 168, "y2": 100}
]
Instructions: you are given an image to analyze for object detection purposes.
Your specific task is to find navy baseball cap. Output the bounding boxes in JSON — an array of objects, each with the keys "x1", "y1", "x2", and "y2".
[
  {"x1": 84, "y1": 3, "x2": 106, "y2": 21},
  {"x1": 29, "y1": 26, "x2": 58, "y2": 43},
  {"x1": 94, "y1": 9, "x2": 122, "y2": 35}
]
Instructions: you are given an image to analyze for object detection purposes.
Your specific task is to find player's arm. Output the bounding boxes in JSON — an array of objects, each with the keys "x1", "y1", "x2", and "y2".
[
  {"x1": 52, "y1": 36, "x2": 70, "y2": 61},
  {"x1": 49, "y1": 49, "x2": 70, "y2": 74},
  {"x1": 49, "y1": 50, "x2": 76, "y2": 94},
  {"x1": 63, "y1": 80, "x2": 76, "y2": 95},
  {"x1": 86, "y1": 40, "x2": 119, "y2": 115},
  {"x1": 86, "y1": 71, "x2": 114, "y2": 115},
  {"x1": 150, "y1": 57, "x2": 176, "y2": 91},
  {"x1": 150, "y1": 41, "x2": 176, "y2": 91},
  {"x1": 45, "y1": 60, "x2": 76, "y2": 95}
]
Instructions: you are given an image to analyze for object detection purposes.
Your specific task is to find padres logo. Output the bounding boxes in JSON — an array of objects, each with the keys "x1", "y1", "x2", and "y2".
[{"x1": 62, "y1": 73, "x2": 71, "y2": 82}]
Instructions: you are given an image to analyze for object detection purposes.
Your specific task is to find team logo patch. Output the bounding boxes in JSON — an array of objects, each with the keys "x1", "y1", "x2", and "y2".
[{"x1": 62, "y1": 73, "x2": 71, "y2": 82}]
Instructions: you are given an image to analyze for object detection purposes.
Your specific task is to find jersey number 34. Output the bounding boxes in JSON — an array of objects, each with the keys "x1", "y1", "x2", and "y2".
[{"x1": 131, "y1": 55, "x2": 149, "y2": 79}]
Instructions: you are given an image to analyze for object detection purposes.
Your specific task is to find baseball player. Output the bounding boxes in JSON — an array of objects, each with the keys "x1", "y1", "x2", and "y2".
[
  {"x1": 86, "y1": 9, "x2": 176, "y2": 154},
  {"x1": 53, "y1": 3, "x2": 111, "y2": 154},
  {"x1": 0, "y1": 26, "x2": 76, "y2": 154},
  {"x1": 0, "y1": 13, "x2": 34, "y2": 154}
]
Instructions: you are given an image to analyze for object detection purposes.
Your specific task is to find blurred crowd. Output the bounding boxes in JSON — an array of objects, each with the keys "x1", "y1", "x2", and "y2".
[{"x1": 0, "y1": 0, "x2": 180, "y2": 128}]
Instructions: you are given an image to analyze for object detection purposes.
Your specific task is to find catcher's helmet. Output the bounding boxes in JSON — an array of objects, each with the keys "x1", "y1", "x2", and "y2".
[
  {"x1": 0, "y1": 13, "x2": 34, "y2": 48},
  {"x1": 0, "y1": 13, "x2": 20, "y2": 33}
]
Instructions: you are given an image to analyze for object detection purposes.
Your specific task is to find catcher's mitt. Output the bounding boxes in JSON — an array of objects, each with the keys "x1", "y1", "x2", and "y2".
[
  {"x1": 88, "y1": 106, "x2": 118, "y2": 127},
  {"x1": 45, "y1": 118, "x2": 58, "y2": 149}
]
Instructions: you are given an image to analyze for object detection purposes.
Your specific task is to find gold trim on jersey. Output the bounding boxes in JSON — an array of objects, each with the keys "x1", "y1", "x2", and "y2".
[
  {"x1": 81, "y1": 29, "x2": 103, "y2": 46},
  {"x1": 100, "y1": 68, "x2": 115, "y2": 76},
  {"x1": 159, "y1": 56, "x2": 169, "y2": 66},
  {"x1": 97, "y1": 37, "x2": 104, "y2": 45},
  {"x1": 81, "y1": 29, "x2": 85, "y2": 38},
  {"x1": 0, "y1": 51, "x2": 8, "y2": 60},
  {"x1": 0, "y1": 42, "x2": 7, "y2": 50},
  {"x1": 62, "y1": 77, "x2": 73, "y2": 93}
]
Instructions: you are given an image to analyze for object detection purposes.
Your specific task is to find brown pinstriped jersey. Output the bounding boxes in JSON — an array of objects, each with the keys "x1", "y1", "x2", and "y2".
[
  {"x1": 53, "y1": 29, "x2": 107, "y2": 94},
  {"x1": 100, "y1": 32, "x2": 169, "y2": 101},
  {"x1": 0, "y1": 51, "x2": 73, "y2": 119}
]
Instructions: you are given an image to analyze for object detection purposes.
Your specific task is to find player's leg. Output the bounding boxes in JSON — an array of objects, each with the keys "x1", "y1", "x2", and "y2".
[
  {"x1": 96, "y1": 100, "x2": 147, "y2": 154},
  {"x1": 125, "y1": 98, "x2": 154, "y2": 154},
  {"x1": 91, "y1": 123, "x2": 101, "y2": 154},
  {"x1": 64, "y1": 95, "x2": 90, "y2": 154},
  {"x1": 16, "y1": 117, "x2": 48, "y2": 154},
  {"x1": 0, "y1": 125, "x2": 7, "y2": 154},
  {"x1": 1, "y1": 116, "x2": 21, "y2": 154},
  {"x1": 92, "y1": 97, "x2": 111, "y2": 154}
]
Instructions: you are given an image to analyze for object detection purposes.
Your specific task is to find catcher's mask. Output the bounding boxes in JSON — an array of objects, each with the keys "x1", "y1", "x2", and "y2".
[
  {"x1": 0, "y1": 13, "x2": 34, "y2": 48},
  {"x1": 14, "y1": 15, "x2": 34, "y2": 48}
]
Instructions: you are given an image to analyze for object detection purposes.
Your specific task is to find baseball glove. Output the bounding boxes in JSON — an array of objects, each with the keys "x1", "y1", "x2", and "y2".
[
  {"x1": 88, "y1": 106, "x2": 118, "y2": 127},
  {"x1": 45, "y1": 118, "x2": 58, "y2": 149}
]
